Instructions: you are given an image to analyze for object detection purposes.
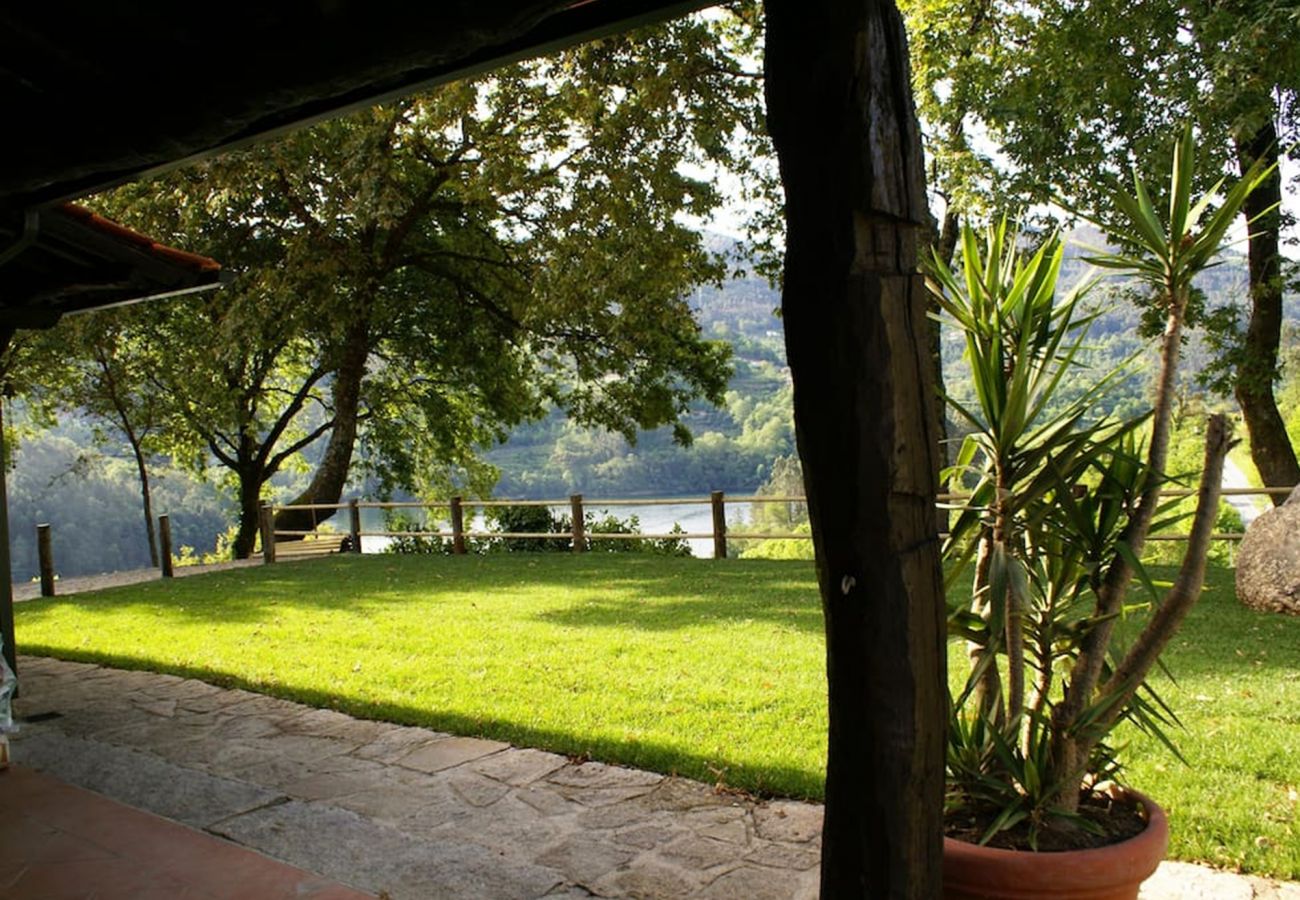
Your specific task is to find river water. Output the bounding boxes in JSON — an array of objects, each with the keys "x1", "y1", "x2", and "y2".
[
  {"x1": 324, "y1": 501, "x2": 768, "y2": 558},
  {"x1": 322, "y1": 462, "x2": 1267, "y2": 558}
]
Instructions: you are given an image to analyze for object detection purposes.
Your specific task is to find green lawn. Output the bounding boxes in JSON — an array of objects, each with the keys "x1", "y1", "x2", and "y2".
[{"x1": 14, "y1": 555, "x2": 1300, "y2": 879}]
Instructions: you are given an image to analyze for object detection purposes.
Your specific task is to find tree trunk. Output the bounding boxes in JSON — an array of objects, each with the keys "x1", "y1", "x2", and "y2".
[
  {"x1": 125, "y1": 428, "x2": 158, "y2": 568},
  {"x1": 1233, "y1": 121, "x2": 1298, "y2": 503},
  {"x1": 765, "y1": 2, "x2": 946, "y2": 896},
  {"x1": 925, "y1": 209, "x2": 958, "y2": 470},
  {"x1": 232, "y1": 465, "x2": 265, "y2": 559},
  {"x1": 274, "y1": 319, "x2": 369, "y2": 536}
]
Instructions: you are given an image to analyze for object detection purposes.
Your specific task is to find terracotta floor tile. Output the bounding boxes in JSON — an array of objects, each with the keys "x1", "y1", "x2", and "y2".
[
  {"x1": 0, "y1": 822, "x2": 115, "y2": 865},
  {"x1": 0, "y1": 767, "x2": 371, "y2": 900}
]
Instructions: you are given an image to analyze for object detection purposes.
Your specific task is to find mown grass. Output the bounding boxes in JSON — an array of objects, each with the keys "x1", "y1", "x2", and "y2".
[{"x1": 14, "y1": 555, "x2": 1300, "y2": 879}]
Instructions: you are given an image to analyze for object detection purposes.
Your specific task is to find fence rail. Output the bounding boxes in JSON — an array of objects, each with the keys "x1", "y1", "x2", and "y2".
[{"x1": 259, "y1": 485, "x2": 1289, "y2": 563}]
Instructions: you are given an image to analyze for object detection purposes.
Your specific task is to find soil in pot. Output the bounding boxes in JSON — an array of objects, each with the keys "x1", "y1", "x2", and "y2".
[
  {"x1": 943, "y1": 789, "x2": 1169, "y2": 900},
  {"x1": 945, "y1": 790, "x2": 1148, "y2": 852}
]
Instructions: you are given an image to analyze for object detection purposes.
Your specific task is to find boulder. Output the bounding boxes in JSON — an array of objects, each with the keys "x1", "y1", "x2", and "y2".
[{"x1": 1236, "y1": 484, "x2": 1300, "y2": 615}]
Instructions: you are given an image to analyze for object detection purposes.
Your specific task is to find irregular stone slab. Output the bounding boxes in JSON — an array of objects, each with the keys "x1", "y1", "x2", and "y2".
[
  {"x1": 222, "y1": 693, "x2": 311, "y2": 718},
  {"x1": 234, "y1": 752, "x2": 384, "y2": 791},
  {"x1": 661, "y1": 834, "x2": 742, "y2": 871},
  {"x1": 547, "y1": 761, "x2": 663, "y2": 790},
  {"x1": 552, "y1": 784, "x2": 660, "y2": 808},
  {"x1": 447, "y1": 771, "x2": 512, "y2": 808},
  {"x1": 276, "y1": 707, "x2": 387, "y2": 743},
  {"x1": 131, "y1": 697, "x2": 177, "y2": 718},
  {"x1": 698, "y1": 818, "x2": 750, "y2": 845},
  {"x1": 516, "y1": 785, "x2": 585, "y2": 818},
  {"x1": 612, "y1": 822, "x2": 685, "y2": 850},
  {"x1": 141, "y1": 677, "x2": 224, "y2": 700},
  {"x1": 282, "y1": 768, "x2": 399, "y2": 802},
  {"x1": 214, "y1": 799, "x2": 564, "y2": 900},
  {"x1": 640, "y1": 777, "x2": 732, "y2": 812},
  {"x1": 177, "y1": 688, "x2": 264, "y2": 714},
  {"x1": 753, "y1": 800, "x2": 822, "y2": 843},
  {"x1": 744, "y1": 841, "x2": 820, "y2": 871},
  {"x1": 1140, "y1": 861, "x2": 1253, "y2": 900},
  {"x1": 13, "y1": 731, "x2": 284, "y2": 829},
  {"x1": 592, "y1": 861, "x2": 703, "y2": 899},
  {"x1": 333, "y1": 783, "x2": 450, "y2": 823},
  {"x1": 577, "y1": 801, "x2": 658, "y2": 830},
  {"x1": 471, "y1": 748, "x2": 569, "y2": 786},
  {"x1": 699, "y1": 863, "x2": 813, "y2": 900},
  {"x1": 235, "y1": 733, "x2": 359, "y2": 764},
  {"x1": 159, "y1": 735, "x2": 282, "y2": 773},
  {"x1": 397, "y1": 736, "x2": 508, "y2": 773},
  {"x1": 443, "y1": 795, "x2": 568, "y2": 857},
  {"x1": 535, "y1": 835, "x2": 635, "y2": 885},
  {"x1": 352, "y1": 726, "x2": 448, "y2": 764}
]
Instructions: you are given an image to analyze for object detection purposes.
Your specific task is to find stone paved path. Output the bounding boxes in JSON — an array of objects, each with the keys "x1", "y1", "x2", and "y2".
[{"x1": 7, "y1": 656, "x2": 1298, "y2": 899}]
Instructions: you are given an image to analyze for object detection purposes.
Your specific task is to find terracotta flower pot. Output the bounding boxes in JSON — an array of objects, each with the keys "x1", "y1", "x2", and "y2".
[{"x1": 943, "y1": 789, "x2": 1169, "y2": 900}]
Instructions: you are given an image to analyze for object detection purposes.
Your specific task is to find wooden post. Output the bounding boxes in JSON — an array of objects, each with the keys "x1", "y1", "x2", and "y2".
[
  {"x1": 158, "y1": 515, "x2": 174, "y2": 578},
  {"x1": 260, "y1": 502, "x2": 276, "y2": 564},
  {"x1": 349, "y1": 499, "x2": 362, "y2": 554},
  {"x1": 570, "y1": 494, "x2": 585, "y2": 552},
  {"x1": 765, "y1": 1, "x2": 946, "y2": 895},
  {"x1": 711, "y1": 491, "x2": 728, "y2": 560},
  {"x1": 0, "y1": 345, "x2": 17, "y2": 679},
  {"x1": 450, "y1": 497, "x2": 467, "y2": 555},
  {"x1": 37, "y1": 524, "x2": 54, "y2": 597}
]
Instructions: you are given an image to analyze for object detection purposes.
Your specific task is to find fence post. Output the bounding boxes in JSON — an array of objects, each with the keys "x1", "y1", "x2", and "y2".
[
  {"x1": 260, "y1": 502, "x2": 276, "y2": 564},
  {"x1": 158, "y1": 515, "x2": 174, "y2": 578},
  {"x1": 571, "y1": 493, "x2": 586, "y2": 552},
  {"x1": 349, "y1": 499, "x2": 362, "y2": 554},
  {"x1": 450, "y1": 496, "x2": 467, "y2": 555},
  {"x1": 37, "y1": 524, "x2": 54, "y2": 597},
  {"x1": 711, "y1": 490, "x2": 727, "y2": 560}
]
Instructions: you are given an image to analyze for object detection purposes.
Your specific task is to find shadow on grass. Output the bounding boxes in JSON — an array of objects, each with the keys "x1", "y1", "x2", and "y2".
[
  {"x1": 14, "y1": 553, "x2": 826, "y2": 634},
  {"x1": 18, "y1": 645, "x2": 827, "y2": 803},
  {"x1": 1123, "y1": 565, "x2": 1300, "y2": 679}
]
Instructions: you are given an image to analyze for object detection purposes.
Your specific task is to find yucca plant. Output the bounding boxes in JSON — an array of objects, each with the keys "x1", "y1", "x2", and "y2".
[{"x1": 935, "y1": 124, "x2": 1273, "y2": 849}]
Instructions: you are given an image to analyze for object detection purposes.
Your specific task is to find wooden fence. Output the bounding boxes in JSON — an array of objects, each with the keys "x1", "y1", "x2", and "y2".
[
  {"x1": 20, "y1": 485, "x2": 1296, "y2": 590},
  {"x1": 256, "y1": 485, "x2": 1295, "y2": 564}
]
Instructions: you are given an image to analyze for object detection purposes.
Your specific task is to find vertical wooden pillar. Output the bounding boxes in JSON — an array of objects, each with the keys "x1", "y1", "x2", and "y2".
[
  {"x1": 37, "y1": 525, "x2": 54, "y2": 597},
  {"x1": 260, "y1": 502, "x2": 276, "y2": 565},
  {"x1": 450, "y1": 497, "x2": 467, "y2": 555},
  {"x1": 158, "y1": 515, "x2": 174, "y2": 578},
  {"x1": 710, "y1": 491, "x2": 728, "y2": 560},
  {"x1": 0, "y1": 333, "x2": 17, "y2": 679},
  {"x1": 764, "y1": 1, "x2": 946, "y2": 896},
  {"x1": 570, "y1": 494, "x2": 585, "y2": 553},
  {"x1": 349, "y1": 499, "x2": 363, "y2": 554}
]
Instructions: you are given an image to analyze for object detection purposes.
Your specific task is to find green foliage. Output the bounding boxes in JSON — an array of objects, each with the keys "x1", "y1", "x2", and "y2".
[
  {"x1": 1076, "y1": 124, "x2": 1277, "y2": 308},
  {"x1": 934, "y1": 218, "x2": 1156, "y2": 842},
  {"x1": 380, "y1": 505, "x2": 690, "y2": 556},
  {"x1": 936, "y1": 132, "x2": 1260, "y2": 841},
  {"x1": 491, "y1": 506, "x2": 572, "y2": 553},
  {"x1": 5, "y1": 428, "x2": 229, "y2": 579},
  {"x1": 733, "y1": 453, "x2": 814, "y2": 560},
  {"x1": 68, "y1": 9, "x2": 771, "y2": 556},
  {"x1": 585, "y1": 514, "x2": 692, "y2": 557}
]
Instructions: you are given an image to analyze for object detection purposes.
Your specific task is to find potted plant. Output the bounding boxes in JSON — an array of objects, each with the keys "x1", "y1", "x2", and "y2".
[{"x1": 930, "y1": 126, "x2": 1273, "y2": 899}]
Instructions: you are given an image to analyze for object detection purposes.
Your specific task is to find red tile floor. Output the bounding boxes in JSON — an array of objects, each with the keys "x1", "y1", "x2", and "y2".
[{"x1": 0, "y1": 765, "x2": 373, "y2": 899}]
